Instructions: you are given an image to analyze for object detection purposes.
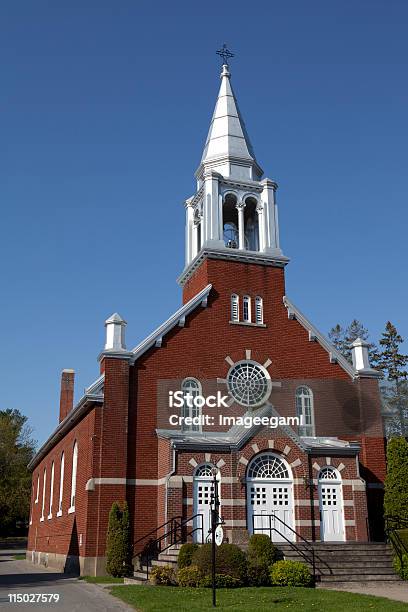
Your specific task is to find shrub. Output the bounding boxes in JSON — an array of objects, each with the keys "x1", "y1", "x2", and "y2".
[
  {"x1": 177, "y1": 565, "x2": 202, "y2": 587},
  {"x1": 393, "y1": 554, "x2": 408, "y2": 580},
  {"x1": 106, "y1": 501, "x2": 133, "y2": 577},
  {"x1": 178, "y1": 543, "x2": 199, "y2": 569},
  {"x1": 384, "y1": 437, "x2": 408, "y2": 522},
  {"x1": 199, "y1": 574, "x2": 241, "y2": 588},
  {"x1": 149, "y1": 565, "x2": 177, "y2": 586},
  {"x1": 270, "y1": 560, "x2": 312, "y2": 587},
  {"x1": 247, "y1": 534, "x2": 278, "y2": 586},
  {"x1": 192, "y1": 543, "x2": 247, "y2": 583}
]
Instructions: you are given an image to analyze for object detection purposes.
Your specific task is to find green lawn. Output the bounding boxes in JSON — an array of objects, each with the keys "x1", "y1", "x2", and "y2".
[
  {"x1": 12, "y1": 554, "x2": 26, "y2": 560},
  {"x1": 110, "y1": 585, "x2": 408, "y2": 611},
  {"x1": 80, "y1": 575, "x2": 124, "y2": 584}
]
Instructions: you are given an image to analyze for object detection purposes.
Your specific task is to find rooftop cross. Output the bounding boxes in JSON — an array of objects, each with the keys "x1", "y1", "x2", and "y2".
[{"x1": 216, "y1": 44, "x2": 234, "y2": 66}]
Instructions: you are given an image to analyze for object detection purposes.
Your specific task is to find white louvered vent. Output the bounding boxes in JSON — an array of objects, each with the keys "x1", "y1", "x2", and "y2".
[
  {"x1": 255, "y1": 296, "x2": 263, "y2": 324},
  {"x1": 231, "y1": 294, "x2": 239, "y2": 322}
]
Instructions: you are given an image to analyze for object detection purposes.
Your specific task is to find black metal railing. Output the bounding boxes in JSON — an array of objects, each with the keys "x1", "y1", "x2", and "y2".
[
  {"x1": 385, "y1": 515, "x2": 408, "y2": 575},
  {"x1": 252, "y1": 513, "x2": 332, "y2": 582},
  {"x1": 133, "y1": 513, "x2": 204, "y2": 580}
]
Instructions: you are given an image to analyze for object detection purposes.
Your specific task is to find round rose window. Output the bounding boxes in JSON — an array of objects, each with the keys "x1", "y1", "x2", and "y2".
[{"x1": 227, "y1": 360, "x2": 271, "y2": 407}]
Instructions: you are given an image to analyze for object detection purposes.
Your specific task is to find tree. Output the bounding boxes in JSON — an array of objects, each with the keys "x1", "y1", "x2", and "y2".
[
  {"x1": 106, "y1": 501, "x2": 133, "y2": 577},
  {"x1": 329, "y1": 319, "x2": 377, "y2": 363},
  {"x1": 375, "y1": 322, "x2": 408, "y2": 437},
  {"x1": 384, "y1": 437, "x2": 408, "y2": 521},
  {"x1": 0, "y1": 409, "x2": 36, "y2": 535}
]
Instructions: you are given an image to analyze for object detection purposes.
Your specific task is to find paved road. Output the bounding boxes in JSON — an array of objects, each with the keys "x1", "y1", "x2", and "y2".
[{"x1": 0, "y1": 550, "x2": 133, "y2": 611}]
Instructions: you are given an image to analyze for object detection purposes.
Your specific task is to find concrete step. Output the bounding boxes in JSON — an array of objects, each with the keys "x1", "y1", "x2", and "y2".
[
  {"x1": 157, "y1": 553, "x2": 179, "y2": 563},
  {"x1": 152, "y1": 559, "x2": 178, "y2": 568},
  {"x1": 126, "y1": 571, "x2": 149, "y2": 584},
  {"x1": 318, "y1": 580, "x2": 407, "y2": 589},
  {"x1": 318, "y1": 566, "x2": 396, "y2": 576},
  {"x1": 320, "y1": 573, "x2": 400, "y2": 583}
]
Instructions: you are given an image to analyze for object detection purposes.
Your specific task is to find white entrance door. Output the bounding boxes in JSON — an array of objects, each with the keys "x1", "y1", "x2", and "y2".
[
  {"x1": 193, "y1": 466, "x2": 220, "y2": 543},
  {"x1": 318, "y1": 470, "x2": 345, "y2": 541},
  {"x1": 248, "y1": 482, "x2": 295, "y2": 542}
]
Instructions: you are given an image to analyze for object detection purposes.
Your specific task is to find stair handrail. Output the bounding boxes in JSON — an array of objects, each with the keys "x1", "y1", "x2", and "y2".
[
  {"x1": 135, "y1": 513, "x2": 204, "y2": 581},
  {"x1": 252, "y1": 513, "x2": 333, "y2": 581},
  {"x1": 133, "y1": 515, "x2": 181, "y2": 554},
  {"x1": 385, "y1": 514, "x2": 408, "y2": 575}
]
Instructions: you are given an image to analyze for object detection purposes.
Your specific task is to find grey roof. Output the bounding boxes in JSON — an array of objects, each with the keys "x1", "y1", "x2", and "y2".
[
  {"x1": 105, "y1": 312, "x2": 126, "y2": 325},
  {"x1": 200, "y1": 65, "x2": 261, "y2": 171},
  {"x1": 28, "y1": 284, "x2": 212, "y2": 470}
]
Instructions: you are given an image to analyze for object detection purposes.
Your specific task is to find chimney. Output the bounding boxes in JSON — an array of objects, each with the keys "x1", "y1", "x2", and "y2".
[{"x1": 59, "y1": 369, "x2": 75, "y2": 422}]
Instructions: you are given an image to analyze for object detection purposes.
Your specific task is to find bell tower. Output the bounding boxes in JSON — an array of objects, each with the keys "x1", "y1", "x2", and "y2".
[{"x1": 180, "y1": 50, "x2": 289, "y2": 287}]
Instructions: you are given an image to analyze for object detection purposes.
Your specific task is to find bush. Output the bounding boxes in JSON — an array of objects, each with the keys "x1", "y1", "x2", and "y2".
[
  {"x1": 199, "y1": 574, "x2": 241, "y2": 588},
  {"x1": 178, "y1": 543, "x2": 199, "y2": 569},
  {"x1": 106, "y1": 501, "x2": 133, "y2": 577},
  {"x1": 270, "y1": 560, "x2": 312, "y2": 587},
  {"x1": 149, "y1": 565, "x2": 177, "y2": 586},
  {"x1": 177, "y1": 565, "x2": 202, "y2": 587},
  {"x1": 192, "y1": 543, "x2": 247, "y2": 584},
  {"x1": 384, "y1": 437, "x2": 408, "y2": 522},
  {"x1": 393, "y1": 554, "x2": 408, "y2": 580},
  {"x1": 247, "y1": 534, "x2": 278, "y2": 586}
]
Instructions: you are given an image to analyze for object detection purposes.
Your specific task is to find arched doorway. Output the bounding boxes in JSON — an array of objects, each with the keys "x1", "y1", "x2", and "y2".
[
  {"x1": 193, "y1": 464, "x2": 220, "y2": 543},
  {"x1": 318, "y1": 467, "x2": 345, "y2": 541},
  {"x1": 246, "y1": 453, "x2": 294, "y2": 542}
]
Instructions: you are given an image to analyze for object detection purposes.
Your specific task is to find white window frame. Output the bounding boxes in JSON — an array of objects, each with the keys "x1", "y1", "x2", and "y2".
[
  {"x1": 35, "y1": 474, "x2": 39, "y2": 503},
  {"x1": 48, "y1": 461, "x2": 54, "y2": 519},
  {"x1": 231, "y1": 294, "x2": 239, "y2": 322},
  {"x1": 181, "y1": 378, "x2": 202, "y2": 433},
  {"x1": 242, "y1": 295, "x2": 251, "y2": 323},
  {"x1": 68, "y1": 442, "x2": 78, "y2": 514},
  {"x1": 40, "y1": 469, "x2": 46, "y2": 522},
  {"x1": 57, "y1": 452, "x2": 64, "y2": 517},
  {"x1": 255, "y1": 296, "x2": 263, "y2": 324},
  {"x1": 296, "y1": 386, "x2": 315, "y2": 436}
]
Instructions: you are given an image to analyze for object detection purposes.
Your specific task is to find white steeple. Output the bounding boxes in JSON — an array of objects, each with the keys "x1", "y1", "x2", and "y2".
[
  {"x1": 179, "y1": 53, "x2": 289, "y2": 284},
  {"x1": 198, "y1": 64, "x2": 263, "y2": 181},
  {"x1": 104, "y1": 313, "x2": 127, "y2": 351}
]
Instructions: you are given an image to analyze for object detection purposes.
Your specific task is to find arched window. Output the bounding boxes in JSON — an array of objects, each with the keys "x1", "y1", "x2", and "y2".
[
  {"x1": 48, "y1": 461, "x2": 54, "y2": 519},
  {"x1": 319, "y1": 467, "x2": 340, "y2": 481},
  {"x1": 181, "y1": 378, "x2": 202, "y2": 432},
  {"x1": 255, "y1": 296, "x2": 263, "y2": 324},
  {"x1": 242, "y1": 296, "x2": 251, "y2": 322},
  {"x1": 69, "y1": 442, "x2": 78, "y2": 512},
  {"x1": 231, "y1": 294, "x2": 239, "y2": 322},
  {"x1": 58, "y1": 452, "x2": 64, "y2": 516},
  {"x1": 223, "y1": 193, "x2": 239, "y2": 248},
  {"x1": 247, "y1": 453, "x2": 290, "y2": 479},
  {"x1": 40, "y1": 468, "x2": 46, "y2": 521},
  {"x1": 194, "y1": 464, "x2": 214, "y2": 478},
  {"x1": 296, "y1": 386, "x2": 315, "y2": 436},
  {"x1": 35, "y1": 474, "x2": 39, "y2": 503}
]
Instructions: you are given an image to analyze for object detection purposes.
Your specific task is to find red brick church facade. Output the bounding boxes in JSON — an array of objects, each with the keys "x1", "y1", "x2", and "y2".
[{"x1": 27, "y1": 61, "x2": 386, "y2": 576}]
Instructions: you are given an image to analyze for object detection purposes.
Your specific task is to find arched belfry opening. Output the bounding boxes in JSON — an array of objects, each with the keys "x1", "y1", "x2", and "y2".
[
  {"x1": 223, "y1": 193, "x2": 239, "y2": 249},
  {"x1": 244, "y1": 196, "x2": 259, "y2": 251}
]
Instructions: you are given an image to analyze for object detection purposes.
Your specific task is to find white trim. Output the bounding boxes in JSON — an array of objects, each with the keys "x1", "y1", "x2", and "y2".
[
  {"x1": 47, "y1": 513, "x2": 52, "y2": 520},
  {"x1": 283, "y1": 296, "x2": 356, "y2": 378},
  {"x1": 56, "y1": 510, "x2": 62, "y2": 517},
  {"x1": 131, "y1": 284, "x2": 212, "y2": 360},
  {"x1": 68, "y1": 506, "x2": 75, "y2": 514},
  {"x1": 295, "y1": 520, "x2": 320, "y2": 526}
]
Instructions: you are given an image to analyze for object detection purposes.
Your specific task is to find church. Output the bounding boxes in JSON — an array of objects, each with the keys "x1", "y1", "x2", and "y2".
[{"x1": 27, "y1": 56, "x2": 386, "y2": 576}]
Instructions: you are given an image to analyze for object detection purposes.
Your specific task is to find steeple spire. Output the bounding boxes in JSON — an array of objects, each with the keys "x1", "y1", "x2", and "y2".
[{"x1": 197, "y1": 53, "x2": 263, "y2": 181}]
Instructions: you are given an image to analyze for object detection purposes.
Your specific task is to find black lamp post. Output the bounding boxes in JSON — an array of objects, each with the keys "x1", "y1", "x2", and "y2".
[{"x1": 210, "y1": 466, "x2": 220, "y2": 607}]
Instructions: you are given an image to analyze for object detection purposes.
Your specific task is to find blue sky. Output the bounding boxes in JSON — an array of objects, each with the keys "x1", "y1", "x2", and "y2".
[{"x1": 1, "y1": 0, "x2": 407, "y2": 446}]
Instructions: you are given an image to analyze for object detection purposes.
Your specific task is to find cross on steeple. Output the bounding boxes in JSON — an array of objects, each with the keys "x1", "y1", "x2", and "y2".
[{"x1": 216, "y1": 44, "x2": 234, "y2": 66}]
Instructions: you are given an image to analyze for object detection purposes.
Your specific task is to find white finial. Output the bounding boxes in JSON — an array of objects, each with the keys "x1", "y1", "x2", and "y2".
[
  {"x1": 104, "y1": 313, "x2": 127, "y2": 351},
  {"x1": 221, "y1": 64, "x2": 230, "y2": 78},
  {"x1": 351, "y1": 337, "x2": 370, "y2": 371}
]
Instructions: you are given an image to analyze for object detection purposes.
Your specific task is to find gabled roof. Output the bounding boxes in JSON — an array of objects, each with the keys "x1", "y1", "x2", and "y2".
[
  {"x1": 130, "y1": 283, "x2": 211, "y2": 362},
  {"x1": 28, "y1": 284, "x2": 213, "y2": 470},
  {"x1": 283, "y1": 296, "x2": 357, "y2": 378}
]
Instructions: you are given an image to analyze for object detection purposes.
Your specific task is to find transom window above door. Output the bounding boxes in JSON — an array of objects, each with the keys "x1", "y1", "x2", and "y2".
[{"x1": 247, "y1": 453, "x2": 290, "y2": 479}]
